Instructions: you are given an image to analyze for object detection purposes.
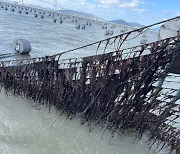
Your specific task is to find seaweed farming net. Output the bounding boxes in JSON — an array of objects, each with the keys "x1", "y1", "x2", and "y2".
[
  {"x1": 0, "y1": 37, "x2": 179, "y2": 153},
  {"x1": 0, "y1": 3, "x2": 180, "y2": 153}
]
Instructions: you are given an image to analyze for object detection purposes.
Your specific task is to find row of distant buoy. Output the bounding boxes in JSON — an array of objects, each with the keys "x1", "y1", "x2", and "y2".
[
  {"x1": 76, "y1": 24, "x2": 86, "y2": 30},
  {"x1": 1, "y1": 1, "x2": 150, "y2": 35},
  {"x1": 0, "y1": 1, "x2": 94, "y2": 30},
  {"x1": 102, "y1": 24, "x2": 117, "y2": 35},
  {"x1": 105, "y1": 30, "x2": 114, "y2": 35},
  {"x1": 101, "y1": 22, "x2": 130, "y2": 35},
  {"x1": 1, "y1": 1, "x2": 144, "y2": 34},
  {"x1": 1, "y1": 1, "x2": 129, "y2": 34},
  {"x1": 102, "y1": 25, "x2": 108, "y2": 29}
]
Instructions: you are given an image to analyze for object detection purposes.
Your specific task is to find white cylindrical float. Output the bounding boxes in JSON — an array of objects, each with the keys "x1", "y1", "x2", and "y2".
[{"x1": 13, "y1": 39, "x2": 31, "y2": 54}]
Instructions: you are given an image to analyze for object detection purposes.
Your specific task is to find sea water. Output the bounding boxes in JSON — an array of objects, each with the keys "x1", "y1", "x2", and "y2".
[
  {"x1": 0, "y1": 6, "x2": 171, "y2": 154},
  {"x1": 0, "y1": 90, "x2": 157, "y2": 154}
]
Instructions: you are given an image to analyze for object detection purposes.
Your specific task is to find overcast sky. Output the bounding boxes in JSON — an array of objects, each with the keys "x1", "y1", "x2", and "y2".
[{"x1": 7, "y1": 0, "x2": 180, "y2": 25}]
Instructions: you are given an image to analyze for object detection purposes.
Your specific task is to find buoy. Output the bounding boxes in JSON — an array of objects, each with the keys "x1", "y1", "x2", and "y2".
[
  {"x1": 34, "y1": 13, "x2": 38, "y2": 17},
  {"x1": 59, "y1": 19, "x2": 63, "y2": 24},
  {"x1": 13, "y1": 39, "x2": 31, "y2": 54},
  {"x1": 105, "y1": 30, "x2": 110, "y2": 35},
  {"x1": 53, "y1": 18, "x2": 57, "y2": 23},
  {"x1": 109, "y1": 30, "x2": 113, "y2": 35},
  {"x1": 81, "y1": 24, "x2": 85, "y2": 30},
  {"x1": 76, "y1": 24, "x2": 80, "y2": 29}
]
